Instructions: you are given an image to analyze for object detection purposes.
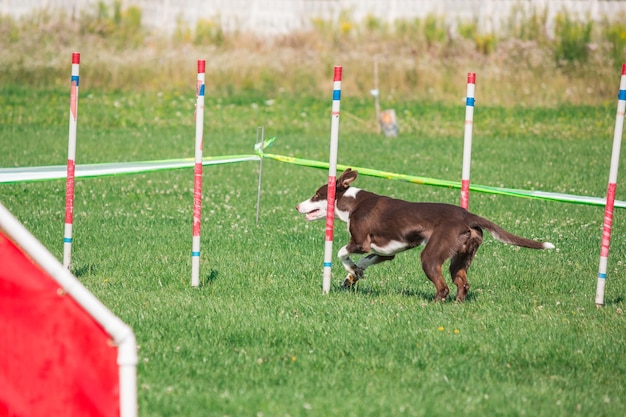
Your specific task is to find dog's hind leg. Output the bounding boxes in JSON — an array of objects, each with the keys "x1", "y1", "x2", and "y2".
[
  {"x1": 449, "y1": 228, "x2": 483, "y2": 302},
  {"x1": 420, "y1": 237, "x2": 451, "y2": 301}
]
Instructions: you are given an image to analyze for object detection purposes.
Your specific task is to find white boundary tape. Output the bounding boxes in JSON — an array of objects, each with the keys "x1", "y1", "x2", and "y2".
[
  {"x1": 2, "y1": 155, "x2": 625, "y2": 210},
  {"x1": 0, "y1": 156, "x2": 260, "y2": 184}
]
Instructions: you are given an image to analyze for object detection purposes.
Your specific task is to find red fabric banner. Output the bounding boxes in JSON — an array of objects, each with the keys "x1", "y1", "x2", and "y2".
[{"x1": 0, "y1": 230, "x2": 119, "y2": 417}]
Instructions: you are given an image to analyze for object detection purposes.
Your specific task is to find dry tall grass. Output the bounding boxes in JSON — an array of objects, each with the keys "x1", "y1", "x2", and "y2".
[{"x1": 1, "y1": 5, "x2": 625, "y2": 106}]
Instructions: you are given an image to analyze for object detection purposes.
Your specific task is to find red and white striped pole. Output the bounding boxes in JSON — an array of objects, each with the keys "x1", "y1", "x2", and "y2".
[
  {"x1": 63, "y1": 52, "x2": 80, "y2": 269},
  {"x1": 596, "y1": 63, "x2": 626, "y2": 307},
  {"x1": 191, "y1": 60, "x2": 206, "y2": 287},
  {"x1": 460, "y1": 72, "x2": 476, "y2": 210},
  {"x1": 322, "y1": 66, "x2": 342, "y2": 294}
]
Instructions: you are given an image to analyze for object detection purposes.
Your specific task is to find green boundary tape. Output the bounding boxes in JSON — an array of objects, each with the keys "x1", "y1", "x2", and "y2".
[
  {"x1": 1, "y1": 150, "x2": 624, "y2": 210},
  {"x1": 261, "y1": 153, "x2": 626, "y2": 209}
]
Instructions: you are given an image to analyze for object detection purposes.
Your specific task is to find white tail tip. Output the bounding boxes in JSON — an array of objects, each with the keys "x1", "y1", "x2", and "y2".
[{"x1": 543, "y1": 242, "x2": 555, "y2": 250}]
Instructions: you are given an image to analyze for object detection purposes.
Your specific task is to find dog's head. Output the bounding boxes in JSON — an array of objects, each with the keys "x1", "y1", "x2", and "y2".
[{"x1": 296, "y1": 168, "x2": 358, "y2": 221}]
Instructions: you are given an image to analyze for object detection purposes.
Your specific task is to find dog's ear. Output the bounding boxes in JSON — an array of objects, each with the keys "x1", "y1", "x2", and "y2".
[{"x1": 337, "y1": 168, "x2": 358, "y2": 190}]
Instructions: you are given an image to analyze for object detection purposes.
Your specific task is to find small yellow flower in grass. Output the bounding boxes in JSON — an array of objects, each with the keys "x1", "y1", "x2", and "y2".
[
  {"x1": 438, "y1": 326, "x2": 444, "y2": 332},
  {"x1": 291, "y1": 356, "x2": 297, "y2": 362},
  {"x1": 454, "y1": 329, "x2": 460, "y2": 334}
]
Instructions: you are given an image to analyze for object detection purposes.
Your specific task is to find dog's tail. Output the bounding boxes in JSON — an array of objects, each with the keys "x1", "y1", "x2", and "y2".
[{"x1": 470, "y1": 215, "x2": 555, "y2": 250}]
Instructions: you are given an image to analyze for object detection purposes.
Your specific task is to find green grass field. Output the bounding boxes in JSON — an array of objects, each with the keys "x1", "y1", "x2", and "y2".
[{"x1": 2, "y1": 82, "x2": 626, "y2": 416}]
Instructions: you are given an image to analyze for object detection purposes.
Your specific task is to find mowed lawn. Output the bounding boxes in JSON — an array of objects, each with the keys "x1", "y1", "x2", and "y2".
[{"x1": 1, "y1": 86, "x2": 626, "y2": 416}]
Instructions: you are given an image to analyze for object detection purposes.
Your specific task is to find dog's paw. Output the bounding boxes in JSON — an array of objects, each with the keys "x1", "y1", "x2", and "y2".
[
  {"x1": 342, "y1": 274, "x2": 358, "y2": 288},
  {"x1": 342, "y1": 267, "x2": 365, "y2": 288},
  {"x1": 434, "y1": 287, "x2": 450, "y2": 302}
]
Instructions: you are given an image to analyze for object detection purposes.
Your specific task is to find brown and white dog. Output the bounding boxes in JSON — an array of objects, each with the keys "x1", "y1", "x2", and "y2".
[{"x1": 296, "y1": 168, "x2": 554, "y2": 301}]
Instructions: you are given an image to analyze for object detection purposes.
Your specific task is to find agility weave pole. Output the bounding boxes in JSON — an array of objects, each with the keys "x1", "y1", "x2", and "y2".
[
  {"x1": 63, "y1": 52, "x2": 80, "y2": 269},
  {"x1": 322, "y1": 66, "x2": 342, "y2": 294},
  {"x1": 191, "y1": 60, "x2": 206, "y2": 287},
  {"x1": 595, "y1": 63, "x2": 626, "y2": 307},
  {"x1": 255, "y1": 127, "x2": 266, "y2": 224},
  {"x1": 460, "y1": 72, "x2": 476, "y2": 210}
]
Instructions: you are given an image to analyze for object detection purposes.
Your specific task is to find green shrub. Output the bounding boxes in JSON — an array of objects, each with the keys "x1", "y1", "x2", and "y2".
[
  {"x1": 423, "y1": 13, "x2": 447, "y2": 47},
  {"x1": 603, "y1": 17, "x2": 626, "y2": 66},
  {"x1": 0, "y1": 15, "x2": 20, "y2": 43},
  {"x1": 553, "y1": 11, "x2": 593, "y2": 65},
  {"x1": 505, "y1": 3, "x2": 549, "y2": 42},
  {"x1": 475, "y1": 33, "x2": 496, "y2": 55},
  {"x1": 457, "y1": 20, "x2": 477, "y2": 41},
  {"x1": 118, "y1": 5, "x2": 143, "y2": 48},
  {"x1": 363, "y1": 14, "x2": 385, "y2": 34},
  {"x1": 193, "y1": 18, "x2": 224, "y2": 47},
  {"x1": 458, "y1": 20, "x2": 496, "y2": 55},
  {"x1": 79, "y1": 0, "x2": 143, "y2": 49},
  {"x1": 173, "y1": 17, "x2": 193, "y2": 44},
  {"x1": 392, "y1": 18, "x2": 422, "y2": 48}
]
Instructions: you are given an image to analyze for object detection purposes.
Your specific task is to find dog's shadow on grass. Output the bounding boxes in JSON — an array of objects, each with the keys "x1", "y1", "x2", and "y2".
[
  {"x1": 340, "y1": 284, "x2": 479, "y2": 303},
  {"x1": 201, "y1": 269, "x2": 219, "y2": 286},
  {"x1": 72, "y1": 263, "x2": 98, "y2": 278},
  {"x1": 338, "y1": 284, "x2": 434, "y2": 300},
  {"x1": 604, "y1": 295, "x2": 624, "y2": 306}
]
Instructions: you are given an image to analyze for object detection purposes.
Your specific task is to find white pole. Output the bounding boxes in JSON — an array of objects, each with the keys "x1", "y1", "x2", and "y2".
[
  {"x1": 191, "y1": 60, "x2": 206, "y2": 287},
  {"x1": 63, "y1": 52, "x2": 80, "y2": 269},
  {"x1": 255, "y1": 126, "x2": 264, "y2": 224},
  {"x1": 373, "y1": 57, "x2": 381, "y2": 134},
  {"x1": 596, "y1": 63, "x2": 626, "y2": 306},
  {"x1": 322, "y1": 66, "x2": 342, "y2": 294},
  {"x1": 118, "y1": 336, "x2": 138, "y2": 417},
  {"x1": 460, "y1": 72, "x2": 476, "y2": 210}
]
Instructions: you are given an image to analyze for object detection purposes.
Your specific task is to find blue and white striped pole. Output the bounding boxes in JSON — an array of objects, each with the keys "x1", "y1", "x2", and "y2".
[
  {"x1": 191, "y1": 60, "x2": 205, "y2": 287},
  {"x1": 596, "y1": 63, "x2": 626, "y2": 306},
  {"x1": 460, "y1": 72, "x2": 476, "y2": 210},
  {"x1": 63, "y1": 52, "x2": 80, "y2": 269},
  {"x1": 322, "y1": 66, "x2": 342, "y2": 294}
]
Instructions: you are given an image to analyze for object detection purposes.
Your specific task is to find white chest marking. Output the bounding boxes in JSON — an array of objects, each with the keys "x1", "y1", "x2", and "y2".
[{"x1": 335, "y1": 187, "x2": 360, "y2": 223}]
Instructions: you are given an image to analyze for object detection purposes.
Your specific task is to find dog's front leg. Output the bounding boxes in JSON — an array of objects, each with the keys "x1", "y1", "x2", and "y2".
[
  {"x1": 357, "y1": 254, "x2": 395, "y2": 270},
  {"x1": 337, "y1": 245, "x2": 364, "y2": 288}
]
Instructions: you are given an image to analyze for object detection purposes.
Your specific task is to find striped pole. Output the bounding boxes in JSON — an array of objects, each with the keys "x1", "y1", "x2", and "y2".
[
  {"x1": 322, "y1": 66, "x2": 342, "y2": 294},
  {"x1": 191, "y1": 60, "x2": 206, "y2": 287},
  {"x1": 255, "y1": 126, "x2": 265, "y2": 225},
  {"x1": 460, "y1": 72, "x2": 476, "y2": 210},
  {"x1": 596, "y1": 63, "x2": 626, "y2": 306},
  {"x1": 63, "y1": 52, "x2": 80, "y2": 269}
]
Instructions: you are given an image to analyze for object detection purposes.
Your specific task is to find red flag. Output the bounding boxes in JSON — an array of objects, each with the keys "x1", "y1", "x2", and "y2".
[{"x1": 0, "y1": 230, "x2": 120, "y2": 417}]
